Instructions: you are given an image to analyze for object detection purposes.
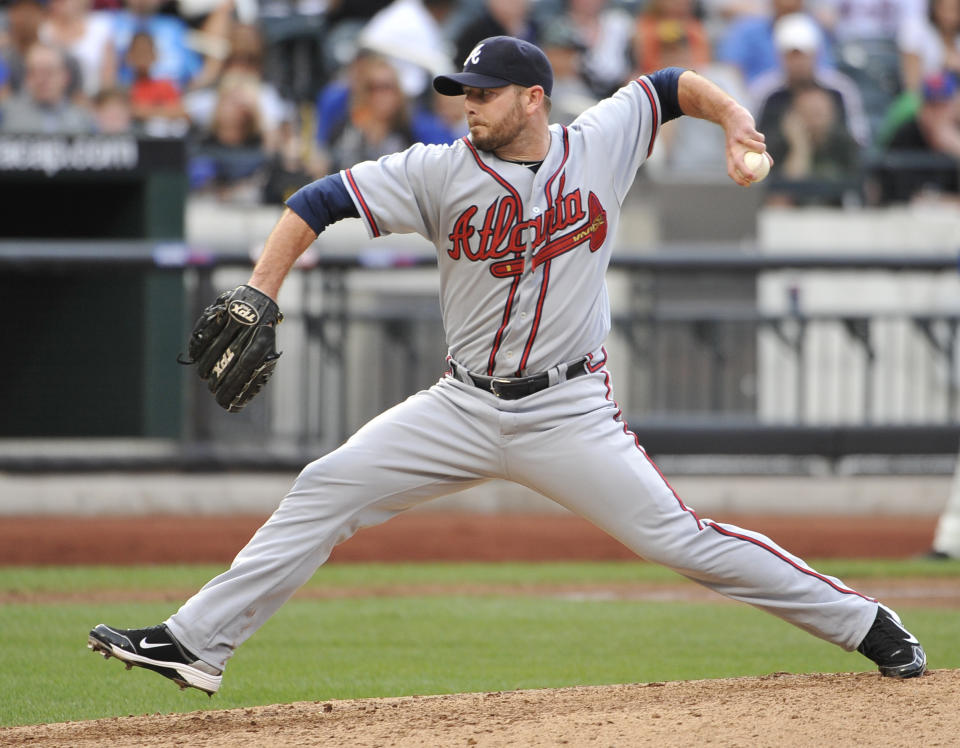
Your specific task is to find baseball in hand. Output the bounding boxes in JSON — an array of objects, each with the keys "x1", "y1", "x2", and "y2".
[{"x1": 744, "y1": 151, "x2": 770, "y2": 182}]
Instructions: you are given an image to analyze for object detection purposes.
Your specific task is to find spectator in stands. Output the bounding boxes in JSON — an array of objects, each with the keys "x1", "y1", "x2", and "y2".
[
  {"x1": 755, "y1": 15, "x2": 866, "y2": 204},
  {"x1": 816, "y1": 0, "x2": 923, "y2": 46},
  {"x1": 767, "y1": 85, "x2": 862, "y2": 196},
  {"x1": 184, "y1": 22, "x2": 294, "y2": 154},
  {"x1": 261, "y1": 116, "x2": 314, "y2": 204},
  {"x1": 177, "y1": 0, "x2": 242, "y2": 91},
  {"x1": 427, "y1": 86, "x2": 467, "y2": 138},
  {"x1": 539, "y1": 17, "x2": 599, "y2": 125},
  {"x1": 125, "y1": 29, "x2": 188, "y2": 135},
  {"x1": 206, "y1": 73, "x2": 265, "y2": 150},
  {"x1": 0, "y1": 56, "x2": 8, "y2": 101},
  {"x1": 178, "y1": 0, "x2": 246, "y2": 30},
  {"x1": 92, "y1": 85, "x2": 133, "y2": 131},
  {"x1": 875, "y1": 0, "x2": 960, "y2": 148},
  {"x1": 312, "y1": 49, "x2": 460, "y2": 175},
  {"x1": 453, "y1": 0, "x2": 538, "y2": 72},
  {"x1": 316, "y1": 53, "x2": 427, "y2": 174},
  {"x1": 324, "y1": 0, "x2": 394, "y2": 25},
  {"x1": 560, "y1": 0, "x2": 634, "y2": 97},
  {"x1": 882, "y1": 70, "x2": 960, "y2": 196},
  {"x1": 898, "y1": 0, "x2": 960, "y2": 94},
  {"x1": 640, "y1": 18, "x2": 749, "y2": 177},
  {"x1": 190, "y1": 69, "x2": 268, "y2": 202},
  {"x1": 39, "y1": 0, "x2": 115, "y2": 99},
  {"x1": 0, "y1": 39, "x2": 97, "y2": 131},
  {"x1": 813, "y1": 0, "x2": 920, "y2": 144},
  {"x1": 357, "y1": 0, "x2": 456, "y2": 101},
  {"x1": 752, "y1": 13, "x2": 871, "y2": 146},
  {"x1": 717, "y1": 0, "x2": 835, "y2": 85},
  {"x1": 633, "y1": 0, "x2": 710, "y2": 76},
  {"x1": 110, "y1": 0, "x2": 214, "y2": 91},
  {"x1": 314, "y1": 49, "x2": 366, "y2": 150},
  {"x1": 698, "y1": 0, "x2": 769, "y2": 40},
  {"x1": 906, "y1": 71, "x2": 960, "y2": 156},
  {"x1": 0, "y1": 0, "x2": 49, "y2": 95}
]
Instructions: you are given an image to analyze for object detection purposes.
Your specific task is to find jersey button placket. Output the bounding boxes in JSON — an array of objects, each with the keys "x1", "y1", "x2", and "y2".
[{"x1": 513, "y1": 204, "x2": 545, "y2": 373}]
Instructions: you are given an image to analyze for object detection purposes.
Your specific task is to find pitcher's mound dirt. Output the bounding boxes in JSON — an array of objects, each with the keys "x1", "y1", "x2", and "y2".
[{"x1": 3, "y1": 669, "x2": 957, "y2": 747}]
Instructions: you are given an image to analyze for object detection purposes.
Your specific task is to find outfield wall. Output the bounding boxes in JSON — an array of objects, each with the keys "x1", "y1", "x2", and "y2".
[{"x1": 0, "y1": 471, "x2": 950, "y2": 518}]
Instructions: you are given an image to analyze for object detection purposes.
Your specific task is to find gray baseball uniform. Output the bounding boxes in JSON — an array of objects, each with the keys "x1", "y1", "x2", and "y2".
[{"x1": 164, "y1": 74, "x2": 878, "y2": 671}]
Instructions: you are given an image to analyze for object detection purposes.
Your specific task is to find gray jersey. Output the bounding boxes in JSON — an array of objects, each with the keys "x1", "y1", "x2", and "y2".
[
  {"x1": 341, "y1": 76, "x2": 663, "y2": 377},
  {"x1": 157, "y1": 71, "x2": 891, "y2": 684}
]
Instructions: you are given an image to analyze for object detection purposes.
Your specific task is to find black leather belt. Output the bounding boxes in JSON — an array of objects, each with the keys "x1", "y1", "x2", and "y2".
[{"x1": 449, "y1": 359, "x2": 588, "y2": 400}]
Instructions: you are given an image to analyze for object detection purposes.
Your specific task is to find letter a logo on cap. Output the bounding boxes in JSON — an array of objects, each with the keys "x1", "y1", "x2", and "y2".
[{"x1": 467, "y1": 43, "x2": 485, "y2": 66}]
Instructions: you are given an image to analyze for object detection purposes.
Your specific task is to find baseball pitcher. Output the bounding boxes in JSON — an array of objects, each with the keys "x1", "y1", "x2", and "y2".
[{"x1": 88, "y1": 37, "x2": 926, "y2": 694}]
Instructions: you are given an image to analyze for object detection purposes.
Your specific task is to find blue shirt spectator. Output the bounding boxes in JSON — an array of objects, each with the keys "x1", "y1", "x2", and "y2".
[
  {"x1": 315, "y1": 56, "x2": 461, "y2": 151},
  {"x1": 110, "y1": 3, "x2": 202, "y2": 88},
  {"x1": 717, "y1": 10, "x2": 834, "y2": 84}
]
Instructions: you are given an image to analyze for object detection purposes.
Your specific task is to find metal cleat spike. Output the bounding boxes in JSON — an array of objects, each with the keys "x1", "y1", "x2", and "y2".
[{"x1": 125, "y1": 663, "x2": 133, "y2": 670}]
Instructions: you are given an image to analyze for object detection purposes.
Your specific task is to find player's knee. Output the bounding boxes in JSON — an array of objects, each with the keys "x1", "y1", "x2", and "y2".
[
  {"x1": 295, "y1": 448, "x2": 365, "y2": 485},
  {"x1": 284, "y1": 453, "x2": 365, "y2": 509}
]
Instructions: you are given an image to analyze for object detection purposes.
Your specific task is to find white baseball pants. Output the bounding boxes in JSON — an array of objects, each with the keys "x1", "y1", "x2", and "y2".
[{"x1": 166, "y1": 367, "x2": 878, "y2": 670}]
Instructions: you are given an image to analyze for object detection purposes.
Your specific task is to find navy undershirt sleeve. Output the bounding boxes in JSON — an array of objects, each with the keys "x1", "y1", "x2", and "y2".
[
  {"x1": 286, "y1": 174, "x2": 360, "y2": 234},
  {"x1": 646, "y1": 67, "x2": 686, "y2": 124}
]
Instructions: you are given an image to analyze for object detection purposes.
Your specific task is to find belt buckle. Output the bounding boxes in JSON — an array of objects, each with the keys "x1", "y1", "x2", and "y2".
[{"x1": 490, "y1": 377, "x2": 513, "y2": 398}]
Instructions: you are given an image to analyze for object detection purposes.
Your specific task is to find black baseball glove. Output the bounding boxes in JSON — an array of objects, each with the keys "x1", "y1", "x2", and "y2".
[{"x1": 178, "y1": 285, "x2": 283, "y2": 412}]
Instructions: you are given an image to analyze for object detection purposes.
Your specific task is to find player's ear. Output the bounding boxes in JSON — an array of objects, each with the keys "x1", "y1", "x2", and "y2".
[{"x1": 526, "y1": 85, "x2": 546, "y2": 113}]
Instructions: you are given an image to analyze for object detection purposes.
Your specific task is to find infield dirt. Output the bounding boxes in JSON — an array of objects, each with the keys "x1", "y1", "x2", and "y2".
[{"x1": 3, "y1": 670, "x2": 958, "y2": 747}]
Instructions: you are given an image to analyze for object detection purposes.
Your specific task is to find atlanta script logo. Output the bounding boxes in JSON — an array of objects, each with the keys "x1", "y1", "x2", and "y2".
[{"x1": 446, "y1": 176, "x2": 607, "y2": 278}]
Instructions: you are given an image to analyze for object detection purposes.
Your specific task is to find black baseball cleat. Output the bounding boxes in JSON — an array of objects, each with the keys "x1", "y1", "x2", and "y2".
[
  {"x1": 87, "y1": 623, "x2": 222, "y2": 695},
  {"x1": 856, "y1": 604, "x2": 927, "y2": 678}
]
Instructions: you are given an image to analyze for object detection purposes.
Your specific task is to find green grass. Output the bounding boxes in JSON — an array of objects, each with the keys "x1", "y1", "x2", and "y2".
[
  {"x1": 3, "y1": 557, "x2": 959, "y2": 594},
  {"x1": 1, "y1": 560, "x2": 958, "y2": 728}
]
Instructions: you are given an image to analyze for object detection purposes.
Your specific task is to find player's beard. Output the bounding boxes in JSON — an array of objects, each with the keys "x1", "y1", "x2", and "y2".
[{"x1": 469, "y1": 94, "x2": 526, "y2": 152}]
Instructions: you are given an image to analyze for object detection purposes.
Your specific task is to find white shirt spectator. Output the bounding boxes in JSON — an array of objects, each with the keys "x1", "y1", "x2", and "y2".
[
  {"x1": 815, "y1": 0, "x2": 925, "y2": 43},
  {"x1": 897, "y1": 10, "x2": 960, "y2": 78},
  {"x1": 39, "y1": 7, "x2": 116, "y2": 97},
  {"x1": 578, "y1": 5, "x2": 634, "y2": 95},
  {"x1": 358, "y1": 0, "x2": 454, "y2": 98}
]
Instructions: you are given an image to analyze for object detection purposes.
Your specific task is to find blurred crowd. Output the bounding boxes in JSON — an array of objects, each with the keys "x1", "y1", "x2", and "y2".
[{"x1": 1, "y1": 0, "x2": 958, "y2": 206}]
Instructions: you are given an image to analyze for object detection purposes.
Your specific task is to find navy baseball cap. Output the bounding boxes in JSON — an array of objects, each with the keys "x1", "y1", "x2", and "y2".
[{"x1": 434, "y1": 36, "x2": 553, "y2": 97}]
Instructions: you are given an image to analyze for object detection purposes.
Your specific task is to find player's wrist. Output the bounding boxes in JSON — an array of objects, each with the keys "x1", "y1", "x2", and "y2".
[
  {"x1": 245, "y1": 279, "x2": 280, "y2": 303},
  {"x1": 718, "y1": 98, "x2": 750, "y2": 130}
]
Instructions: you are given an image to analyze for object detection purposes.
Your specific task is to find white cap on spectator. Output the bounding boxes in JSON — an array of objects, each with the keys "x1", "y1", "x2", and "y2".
[{"x1": 773, "y1": 13, "x2": 821, "y2": 54}]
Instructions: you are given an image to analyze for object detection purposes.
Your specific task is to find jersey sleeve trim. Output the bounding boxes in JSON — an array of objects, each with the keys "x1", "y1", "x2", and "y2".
[
  {"x1": 285, "y1": 173, "x2": 359, "y2": 234},
  {"x1": 634, "y1": 77, "x2": 661, "y2": 160},
  {"x1": 646, "y1": 67, "x2": 686, "y2": 123},
  {"x1": 342, "y1": 167, "x2": 382, "y2": 238}
]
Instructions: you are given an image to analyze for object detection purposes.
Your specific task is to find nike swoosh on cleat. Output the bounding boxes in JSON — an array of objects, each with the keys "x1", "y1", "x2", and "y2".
[
  {"x1": 891, "y1": 623, "x2": 920, "y2": 645},
  {"x1": 882, "y1": 606, "x2": 920, "y2": 644},
  {"x1": 139, "y1": 637, "x2": 173, "y2": 650}
]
